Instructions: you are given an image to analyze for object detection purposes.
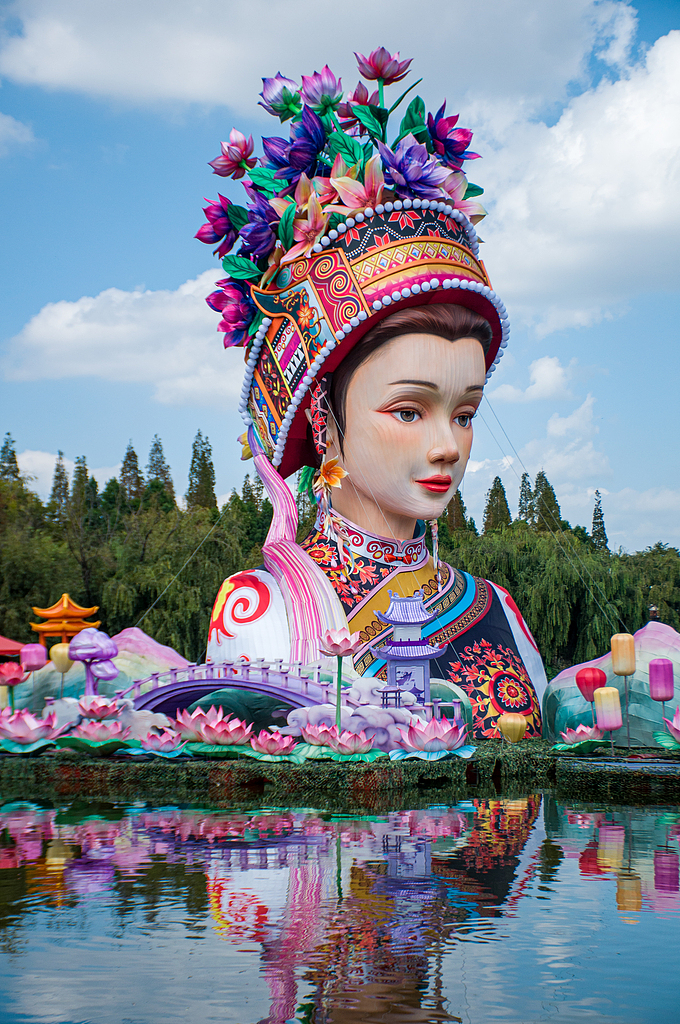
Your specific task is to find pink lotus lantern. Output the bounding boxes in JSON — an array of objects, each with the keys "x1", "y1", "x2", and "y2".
[
  {"x1": 575, "y1": 666, "x2": 607, "y2": 725},
  {"x1": 20, "y1": 644, "x2": 47, "y2": 671},
  {"x1": 594, "y1": 686, "x2": 622, "y2": 755},
  {"x1": 654, "y1": 850, "x2": 679, "y2": 894},
  {"x1": 0, "y1": 663, "x2": 27, "y2": 711},
  {"x1": 649, "y1": 658, "x2": 674, "y2": 720},
  {"x1": 318, "y1": 627, "x2": 363, "y2": 730}
]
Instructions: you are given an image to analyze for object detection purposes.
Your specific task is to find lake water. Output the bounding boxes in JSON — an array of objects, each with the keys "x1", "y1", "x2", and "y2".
[{"x1": 0, "y1": 794, "x2": 678, "y2": 1024}]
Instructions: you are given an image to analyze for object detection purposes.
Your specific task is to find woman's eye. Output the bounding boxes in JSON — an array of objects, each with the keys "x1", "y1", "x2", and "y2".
[
  {"x1": 393, "y1": 409, "x2": 420, "y2": 423},
  {"x1": 454, "y1": 414, "x2": 473, "y2": 428}
]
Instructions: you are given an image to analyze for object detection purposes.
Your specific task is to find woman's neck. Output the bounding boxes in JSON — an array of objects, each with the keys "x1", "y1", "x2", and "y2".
[{"x1": 330, "y1": 484, "x2": 417, "y2": 541}]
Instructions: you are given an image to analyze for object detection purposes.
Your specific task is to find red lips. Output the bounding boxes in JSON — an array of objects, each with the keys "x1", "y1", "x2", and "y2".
[{"x1": 416, "y1": 475, "x2": 452, "y2": 493}]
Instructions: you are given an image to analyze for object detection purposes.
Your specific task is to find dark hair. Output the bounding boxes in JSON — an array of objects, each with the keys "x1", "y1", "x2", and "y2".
[{"x1": 326, "y1": 303, "x2": 492, "y2": 453}]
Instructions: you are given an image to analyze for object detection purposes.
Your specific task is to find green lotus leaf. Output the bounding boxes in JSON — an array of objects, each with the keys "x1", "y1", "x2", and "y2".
[
  {"x1": 55, "y1": 737, "x2": 132, "y2": 758},
  {"x1": 0, "y1": 738, "x2": 56, "y2": 755},
  {"x1": 653, "y1": 731, "x2": 680, "y2": 751}
]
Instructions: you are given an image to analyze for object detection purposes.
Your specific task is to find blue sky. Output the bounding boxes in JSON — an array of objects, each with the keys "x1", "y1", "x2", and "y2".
[{"x1": 1, "y1": 0, "x2": 679, "y2": 550}]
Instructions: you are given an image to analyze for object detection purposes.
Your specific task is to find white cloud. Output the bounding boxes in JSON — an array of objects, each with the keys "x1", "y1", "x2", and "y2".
[
  {"x1": 482, "y1": 30, "x2": 680, "y2": 333},
  {"x1": 490, "y1": 356, "x2": 573, "y2": 403},
  {"x1": 0, "y1": 0, "x2": 636, "y2": 113},
  {"x1": 17, "y1": 449, "x2": 120, "y2": 499},
  {"x1": 559, "y1": 484, "x2": 680, "y2": 549},
  {"x1": 2, "y1": 269, "x2": 246, "y2": 406},
  {"x1": 547, "y1": 393, "x2": 596, "y2": 436},
  {"x1": 0, "y1": 109, "x2": 34, "y2": 155}
]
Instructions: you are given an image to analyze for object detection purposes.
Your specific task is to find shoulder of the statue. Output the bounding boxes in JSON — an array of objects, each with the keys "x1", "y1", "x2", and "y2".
[{"x1": 206, "y1": 568, "x2": 291, "y2": 664}]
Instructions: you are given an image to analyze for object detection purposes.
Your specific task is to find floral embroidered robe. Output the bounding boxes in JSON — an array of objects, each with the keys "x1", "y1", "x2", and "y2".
[{"x1": 207, "y1": 513, "x2": 547, "y2": 739}]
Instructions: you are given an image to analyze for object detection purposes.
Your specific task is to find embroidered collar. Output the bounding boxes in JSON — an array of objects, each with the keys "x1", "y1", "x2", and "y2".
[{"x1": 318, "y1": 510, "x2": 429, "y2": 569}]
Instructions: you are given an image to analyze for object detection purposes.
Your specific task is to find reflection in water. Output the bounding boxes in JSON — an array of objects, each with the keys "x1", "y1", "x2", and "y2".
[{"x1": 0, "y1": 795, "x2": 678, "y2": 1023}]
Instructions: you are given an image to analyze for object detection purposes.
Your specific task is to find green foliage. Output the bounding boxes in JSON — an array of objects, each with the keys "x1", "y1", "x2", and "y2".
[
  {"x1": 120, "y1": 442, "x2": 144, "y2": 503},
  {"x1": 325, "y1": 131, "x2": 365, "y2": 169},
  {"x1": 244, "y1": 167, "x2": 279, "y2": 196},
  {"x1": 0, "y1": 433, "x2": 20, "y2": 481},
  {"x1": 221, "y1": 255, "x2": 262, "y2": 280},
  {"x1": 591, "y1": 489, "x2": 608, "y2": 551},
  {"x1": 226, "y1": 204, "x2": 249, "y2": 231},
  {"x1": 146, "y1": 434, "x2": 175, "y2": 501},
  {"x1": 395, "y1": 96, "x2": 428, "y2": 145},
  {"x1": 533, "y1": 470, "x2": 564, "y2": 532},
  {"x1": 483, "y1": 476, "x2": 512, "y2": 532},
  {"x1": 517, "y1": 472, "x2": 534, "y2": 525},
  {"x1": 277, "y1": 200, "x2": 296, "y2": 250},
  {"x1": 185, "y1": 430, "x2": 217, "y2": 510}
]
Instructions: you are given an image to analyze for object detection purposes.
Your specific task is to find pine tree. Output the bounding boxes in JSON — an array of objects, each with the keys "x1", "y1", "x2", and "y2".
[
  {"x1": 483, "y1": 476, "x2": 512, "y2": 532},
  {"x1": 146, "y1": 434, "x2": 175, "y2": 499},
  {"x1": 49, "y1": 451, "x2": 70, "y2": 520},
  {"x1": 120, "y1": 441, "x2": 144, "y2": 503},
  {"x1": 533, "y1": 470, "x2": 563, "y2": 532},
  {"x1": 70, "y1": 456, "x2": 89, "y2": 512},
  {"x1": 186, "y1": 430, "x2": 217, "y2": 509},
  {"x1": 518, "y1": 472, "x2": 534, "y2": 525},
  {"x1": 447, "y1": 490, "x2": 469, "y2": 531},
  {"x1": 591, "y1": 489, "x2": 609, "y2": 551},
  {"x1": 0, "y1": 433, "x2": 20, "y2": 480}
]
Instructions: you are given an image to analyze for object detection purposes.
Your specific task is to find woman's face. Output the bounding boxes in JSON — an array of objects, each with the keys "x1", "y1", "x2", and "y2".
[{"x1": 327, "y1": 333, "x2": 486, "y2": 533}]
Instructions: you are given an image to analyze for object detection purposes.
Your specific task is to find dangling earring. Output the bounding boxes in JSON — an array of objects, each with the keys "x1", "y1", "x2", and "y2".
[{"x1": 429, "y1": 519, "x2": 441, "y2": 592}]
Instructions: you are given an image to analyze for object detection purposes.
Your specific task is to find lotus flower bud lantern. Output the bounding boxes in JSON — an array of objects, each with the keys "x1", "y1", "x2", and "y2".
[
  {"x1": 611, "y1": 633, "x2": 635, "y2": 750},
  {"x1": 497, "y1": 712, "x2": 527, "y2": 744},
  {"x1": 649, "y1": 658, "x2": 674, "y2": 721},
  {"x1": 594, "y1": 686, "x2": 622, "y2": 754},
  {"x1": 575, "y1": 666, "x2": 607, "y2": 725},
  {"x1": 21, "y1": 644, "x2": 47, "y2": 671}
]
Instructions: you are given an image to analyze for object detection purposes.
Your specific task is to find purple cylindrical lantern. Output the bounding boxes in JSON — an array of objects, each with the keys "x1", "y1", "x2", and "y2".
[
  {"x1": 654, "y1": 850, "x2": 679, "y2": 894},
  {"x1": 649, "y1": 658, "x2": 674, "y2": 702},
  {"x1": 20, "y1": 644, "x2": 47, "y2": 671}
]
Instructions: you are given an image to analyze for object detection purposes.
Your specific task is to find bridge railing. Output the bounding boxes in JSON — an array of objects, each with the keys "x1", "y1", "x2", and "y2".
[{"x1": 115, "y1": 659, "x2": 339, "y2": 706}]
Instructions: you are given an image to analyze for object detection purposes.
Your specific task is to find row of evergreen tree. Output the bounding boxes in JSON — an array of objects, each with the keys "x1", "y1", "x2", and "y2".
[{"x1": 0, "y1": 430, "x2": 678, "y2": 675}]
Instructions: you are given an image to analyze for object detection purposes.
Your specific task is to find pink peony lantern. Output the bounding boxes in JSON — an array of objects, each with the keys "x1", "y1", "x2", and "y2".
[
  {"x1": 575, "y1": 667, "x2": 607, "y2": 725},
  {"x1": 649, "y1": 658, "x2": 674, "y2": 722},
  {"x1": 594, "y1": 686, "x2": 622, "y2": 755}
]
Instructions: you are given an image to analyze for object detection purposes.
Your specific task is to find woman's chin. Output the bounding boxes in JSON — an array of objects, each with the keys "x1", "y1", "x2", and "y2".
[{"x1": 401, "y1": 489, "x2": 452, "y2": 521}]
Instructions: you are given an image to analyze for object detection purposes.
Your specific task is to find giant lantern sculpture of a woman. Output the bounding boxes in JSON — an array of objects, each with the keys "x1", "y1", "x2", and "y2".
[{"x1": 197, "y1": 50, "x2": 547, "y2": 739}]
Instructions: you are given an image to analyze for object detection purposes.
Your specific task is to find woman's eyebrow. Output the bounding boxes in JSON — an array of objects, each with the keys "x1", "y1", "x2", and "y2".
[
  {"x1": 387, "y1": 381, "x2": 485, "y2": 396},
  {"x1": 388, "y1": 379, "x2": 439, "y2": 389}
]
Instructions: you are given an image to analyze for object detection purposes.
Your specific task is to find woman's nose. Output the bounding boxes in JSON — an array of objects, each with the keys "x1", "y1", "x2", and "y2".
[{"x1": 427, "y1": 427, "x2": 459, "y2": 466}]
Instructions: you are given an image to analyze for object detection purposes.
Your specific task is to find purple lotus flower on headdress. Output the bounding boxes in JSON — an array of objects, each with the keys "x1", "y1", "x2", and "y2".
[
  {"x1": 195, "y1": 194, "x2": 239, "y2": 258},
  {"x1": 337, "y1": 81, "x2": 380, "y2": 134},
  {"x1": 263, "y1": 106, "x2": 326, "y2": 187},
  {"x1": 239, "y1": 183, "x2": 278, "y2": 258},
  {"x1": 355, "y1": 48, "x2": 412, "y2": 86},
  {"x1": 209, "y1": 129, "x2": 257, "y2": 179},
  {"x1": 377, "y1": 133, "x2": 451, "y2": 200},
  {"x1": 300, "y1": 66, "x2": 343, "y2": 114},
  {"x1": 207, "y1": 279, "x2": 256, "y2": 347},
  {"x1": 259, "y1": 73, "x2": 302, "y2": 121},
  {"x1": 427, "y1": 102, "x2": 480, "y2": 170}
]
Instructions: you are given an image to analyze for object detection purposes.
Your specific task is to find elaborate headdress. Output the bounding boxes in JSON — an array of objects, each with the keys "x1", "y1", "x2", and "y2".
[{"x1": 196, "y1": 49, "x2": 509, "y2": 479}]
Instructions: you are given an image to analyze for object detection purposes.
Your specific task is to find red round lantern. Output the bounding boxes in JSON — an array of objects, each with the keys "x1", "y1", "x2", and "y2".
[{"x1": 575, "y1": 667, "x2": 607, "y2": 703}]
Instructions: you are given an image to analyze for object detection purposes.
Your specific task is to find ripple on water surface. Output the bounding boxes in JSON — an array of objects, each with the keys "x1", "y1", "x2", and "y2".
[{"x1": 0, "y1": 796, "x2": 678, "y2": 1024}]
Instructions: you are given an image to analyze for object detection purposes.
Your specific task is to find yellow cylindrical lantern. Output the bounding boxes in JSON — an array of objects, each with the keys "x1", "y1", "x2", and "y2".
[
  {"x1": 594, "y1": 686, "x2": 622, "y2": 731},
  {"x1": 49, "y1": 643, "x2": 73, "y2": 675},
  {"x1": 617, "y1": 872, "x2": 642, "y2": 912},
  {"x1": 611, "y1": 633, "x2": 635, "y2": 676},
  {"x1": 598, "y1": 824, "x2": 625, "y2": 871},
  {"x1": 497, "y1": 713, "x2": 527, "y2": 743}
]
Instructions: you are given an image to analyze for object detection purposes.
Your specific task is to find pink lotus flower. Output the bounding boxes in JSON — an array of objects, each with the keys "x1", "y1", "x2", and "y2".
[
  {"x1": 338, "y1": 81, "x2": 380, "y2": 132},
  {"x1": 0, "y1": 709, "x2": 59, "y2": 744},
  {"x1": 329, "y1": 155, "x2": 385, "y2": 213},
  {"x1": 441, "y1": 170, "x2": 487, "y2": 225},
  {"x1": 201, "y1": 716, "x2": 253, "y2": 746},
  {"x1": 397, "y1": 716, "x2": 468, "y2": 752},
  {"x1": 174, "y1": 706, "x2": 225, "y2": 742},
  {"x1": 318, "y1": 627, "x2": 363, "y2": 658},
  {"x1": 0, "y1": 663, "x2": 27, "y2": 686},
  {"x1": 250, "y1": 730, "x2": 299, "y2": 756},
  {"x1": 76, "y1": 720, "x2": 131, "y2": 742},
  {"x1": 300, "y1": 722, "x2": 334, "y2": 746},
  {"x1": 560, "y1": 724, "x2": 604, "y2": 745},
  {"x1": 209, "y1": 129, "x2": 257, "y2": 179},
  {"x1": 280, "y1": 191, "x2": 328, "y2": 264},
  {"x1": 664, "y1": 707, "x2": 680, "y2": 744},
  {"x1": 78, "y1": 696, "x2": 121, "y2": 720},
  {"x1": 355, "y1": 48, "x2": 412, "y2": 86},
  {"x1": 140, "y1": 729, "x2": 184, "y2": 753},
  {"x1": 327, "y1": 728, "x2": 374, "y2": 755},
  {"x1": 300, "y1": 66, "x2": 343, "y2": 114}
]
